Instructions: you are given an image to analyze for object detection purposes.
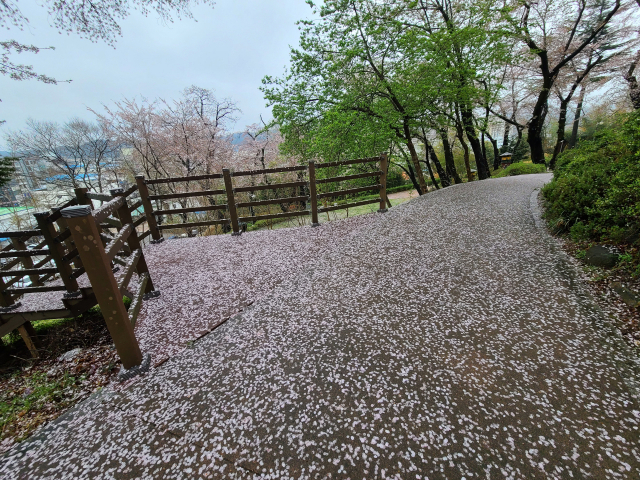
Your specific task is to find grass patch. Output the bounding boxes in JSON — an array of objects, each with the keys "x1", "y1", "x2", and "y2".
[
  {"x1": 493, "y1": 162, "x2": 547, "y2": 178},
  {"x1": 0, "y1": 300, "x2": 125, "y2": 451},
  {"x1": 0, "y1": 372, "x2": 80, "y2": 442},
  {"x1": 386, "y1": 184, "x2": 415, "y2": 194},
  {"x1": 2, "y1": 300, "x2": 130, "y2": 348}
]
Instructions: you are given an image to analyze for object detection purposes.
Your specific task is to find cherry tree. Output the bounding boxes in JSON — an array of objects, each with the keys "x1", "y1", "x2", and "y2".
[
  {"x1": 507, "y1": 0, "x2": 632, "y2": 164},
  {"x1": 4, "y1": 117, "x2": 123, "y2": 194}
]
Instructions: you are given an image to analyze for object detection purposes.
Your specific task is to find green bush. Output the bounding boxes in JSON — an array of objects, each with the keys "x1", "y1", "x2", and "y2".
[
  {"x1": 493, "y1": 162, "x2": 546, "y2": 178},
  {"x1": 542, "y1": 110, "x2": 640, "y2": 273},
  {"x1": 386, "y1": 167, "x2": 408, "y2": 189}
]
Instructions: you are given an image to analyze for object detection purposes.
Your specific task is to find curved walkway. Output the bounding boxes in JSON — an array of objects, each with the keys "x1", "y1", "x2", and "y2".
[{"x1": 2, "y1": 174, "x2": 639, "y2": 479}]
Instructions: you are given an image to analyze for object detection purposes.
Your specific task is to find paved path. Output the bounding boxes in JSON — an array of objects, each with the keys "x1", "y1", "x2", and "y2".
[{"x1": 2, "y1": 174, "x2": 639, "y2": 479}]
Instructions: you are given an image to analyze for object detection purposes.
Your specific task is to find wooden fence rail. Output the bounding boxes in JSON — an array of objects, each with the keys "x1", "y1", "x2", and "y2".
[
  {"x1": 1, "y1": 153, "x2": 389, "y2": 369},
  {"x1": 1, "y1": 185, "x2": 158, "y2": 375},
  {"x1": 136, "y1": 153, "x2": 390, "y2": 239}
]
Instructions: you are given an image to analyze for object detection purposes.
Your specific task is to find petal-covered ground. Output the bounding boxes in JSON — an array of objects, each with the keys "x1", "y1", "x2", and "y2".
[
  {"x1": 2, "y1": 174, "x2": 640, "y2": 479},
  {"x1": 135, "y1": 214, "x2": 379, "y2": 365}
]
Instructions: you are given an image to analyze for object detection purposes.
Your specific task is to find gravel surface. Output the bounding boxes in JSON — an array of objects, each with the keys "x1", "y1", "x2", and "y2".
[{"x1": 2, "y1": 173, "x2": 639, "y2": 479}]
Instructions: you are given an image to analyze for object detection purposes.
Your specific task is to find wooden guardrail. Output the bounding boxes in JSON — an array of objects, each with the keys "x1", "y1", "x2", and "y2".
[
  {"x1": 1, "y1": 153, "x2": 388, "y2": 369},
  {"x1": 1, "y1": 186, "x2": 157, "y2": 374},
  {"x1": 136, "y1": 153, "x2": 389, "y2": 239},
  {"x1": 61, "y1": 188, "x2": 158, "y2": 373}
]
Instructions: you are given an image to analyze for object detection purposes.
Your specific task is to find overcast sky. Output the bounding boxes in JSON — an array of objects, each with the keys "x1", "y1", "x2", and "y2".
[{"x1": 0, "y1": 0, "x2": 314, "y2": 150}]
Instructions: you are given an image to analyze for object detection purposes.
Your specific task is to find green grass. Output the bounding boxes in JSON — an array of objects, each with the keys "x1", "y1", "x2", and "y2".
[
  {"x1": 2, "y1": 318, "x2": 76, "y2": 347},
  {"x1": 2, "y1": 301, "x2": 129, "y2": 348},
  {"x1": 247, "y1": 194, "x2": 411, "y2": 232},
  {"x1": 385, "y1": 184, "x2": 415, "y2": 194},
  {"x1": 0, "y1": 371, "x2": 80, "y2": 441},
  {"x1": 493, "y1": 162, "x2": 547, "y2": 178}
]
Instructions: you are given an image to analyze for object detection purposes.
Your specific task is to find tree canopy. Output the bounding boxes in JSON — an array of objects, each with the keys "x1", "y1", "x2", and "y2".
[{"x1": 263, "y1": 0, "x2": 639, "y2": 188}]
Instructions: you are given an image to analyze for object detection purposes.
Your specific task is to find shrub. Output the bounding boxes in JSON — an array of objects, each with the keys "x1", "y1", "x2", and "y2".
[
  {"x1": 542, "y1": 110, "x2": 640, "y2": 272},
  {"x1": 386, "y1": 167, "x2": 408, "y2": 188},
  {"x1": 493, "y1": 162, "x2": 546, "y2": 178}
]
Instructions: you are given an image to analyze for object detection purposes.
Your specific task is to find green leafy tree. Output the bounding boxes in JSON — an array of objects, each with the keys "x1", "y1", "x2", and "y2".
[
  {"x1": 263, "y1": 0, "x2": 511, "y2": 189},
  {"x1": 0, "y1": 156, "x2": 15, "y2": 189}
]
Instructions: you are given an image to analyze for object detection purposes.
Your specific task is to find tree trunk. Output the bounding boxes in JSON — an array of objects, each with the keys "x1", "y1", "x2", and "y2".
[
  {"x1": 460, "y1": 107, "x2": 491, "y2": 179},
  {"x1": 426, "y1": 140, "x2": 450, "y2": 187},
  {"x1": 550, "y1": 97, "x2": 571, "y2": 170},
  {"x1": 501, "y1": 121, "x2": 510, "y2": 153},
  {"x1": 405, "y1": 158, "x2": 423, "y2": 193},
  {"x1": 569, "y1": 84, "x2": 587, "y2": 147},
  {"x1": 440, "y1": 129, "x2": 461, "y2": 184},
  {"x1": 514, "y1": 126, "x2": 524, "y2": 156},
  {"x1": 423, "y1": 151, "x2": 439, "y2": 190},
  {"x1": 403, "y1": 122, "x2": 429, "y2": 194},
  {"x1": 485, "y1": 131, "x2": 500, "y2": 171},
  {"x1": 457, "y1": 133, "x2": 472, "y2": 181},
  {"x1": 455, "y1": 118, "x2": 473, "y2": 181},
  {"x1": 527, "y1": 74, "x2": 553, "y2": 165},
  {"x1": 624, "y1": 55, "x2": 640, "y2": 110}
]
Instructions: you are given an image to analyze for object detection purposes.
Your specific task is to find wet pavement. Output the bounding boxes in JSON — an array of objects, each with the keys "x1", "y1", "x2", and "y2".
[{"x1": 2, "y1": 173, "x2": 639, "y2": 479}]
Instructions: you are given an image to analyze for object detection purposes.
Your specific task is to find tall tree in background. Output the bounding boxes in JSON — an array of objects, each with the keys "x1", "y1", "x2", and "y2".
[
  {"x1": 96, "y1": 87, "x2": 241, "y2": 182},
  {"x1": 4, "y1": 118, "x2": 122, "y2": 193},
  {"x1": 263, "y1": 0, "x2": 510, "y2": 189},
  {"x1": 508, "y1": 0, "x2": 626, "y2": 164}
]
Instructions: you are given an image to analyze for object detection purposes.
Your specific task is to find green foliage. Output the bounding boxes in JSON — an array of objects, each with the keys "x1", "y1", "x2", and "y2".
[
  {"x1": 0, "y1": 157, "x2": 16, "y2": 190},
  {"x1": 542, "y1": 111, "x2": 640, "y2": 267},
  {"x1": 386, "y1": 184, "x2": 414, "y2": 194},
  {"x1": 493, "y1": 162, "x2": 546, "y2": 178},
  {"x1": 262, "y1": 0, "x2": 513, "y2": 163},
  {"x1": 386, "y1": 166, "x2": 407, "y2": 189},
  {"x1": 0, "y1": 372, "x2": 79, "y2": 441}
]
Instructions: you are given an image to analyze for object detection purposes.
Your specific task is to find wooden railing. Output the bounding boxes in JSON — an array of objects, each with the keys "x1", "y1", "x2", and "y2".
[
  {"x1": 1, "y1": 186, "x2": 158, "y2": 375},
  {"x1": 136, "y1": 154, "x2": 389, "y2": 240},
  {"x1": 61, "y1": 188, "x2": 158, "y2": 373},
  {"x1": 1, "y1": 153, "x2": 389, "y2": 371}
]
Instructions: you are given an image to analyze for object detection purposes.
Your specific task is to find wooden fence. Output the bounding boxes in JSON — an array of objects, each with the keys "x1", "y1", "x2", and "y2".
[
  {"x1": 137, "y1": 154, "x2": 389, "y2": 240},
  {"x1": 0, "y1": 187, "x2": 158, "y2": 373},
  {"x1": 0, "y1": 153, "x2": 389, "y2": 372}
]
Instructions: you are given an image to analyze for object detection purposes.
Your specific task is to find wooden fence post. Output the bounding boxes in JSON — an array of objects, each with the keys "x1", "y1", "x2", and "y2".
[
  {"x1": 10, "y1": 238, "x2": 42, "y2": 286},
  {"x1": 111, "y1": 188, "x2": 155, "y2": 295},
  {"x1": 223, "y1": 168, "x2": 241, "y2": 235},
  {"x1": 52, "y1": 209, "x2": 83, "y2": 270},
  {"x1": 61, "y1": 205, "x2": 143, "y2": 369},
  {"x1": 75, "y1": 187, "x2": 91, "y2": 208},
  {"x1": 5, "y1": 236, "x2": 44, "y2": 355},
  {"x1": 34, "y1": 211, "x2": 79, "y2": 295},
  {"x1": 0, "y1": 276, "x2": 14, "y2": 309},
  {"x1": 135, "y1": 176, "x2": 162, "y2": 243},
  {"x1": 17, "y1": 323, "x2": 40, "y2": 359},
  {"x1": 378, "y1": 153, "x2": 389, "y2": 213},
  {"x1": 0, "y1": 276, "x2": 35, "y2": 358},
  {"x1": 308, "y1": 161, "x2": 320, "y2": 227}
]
